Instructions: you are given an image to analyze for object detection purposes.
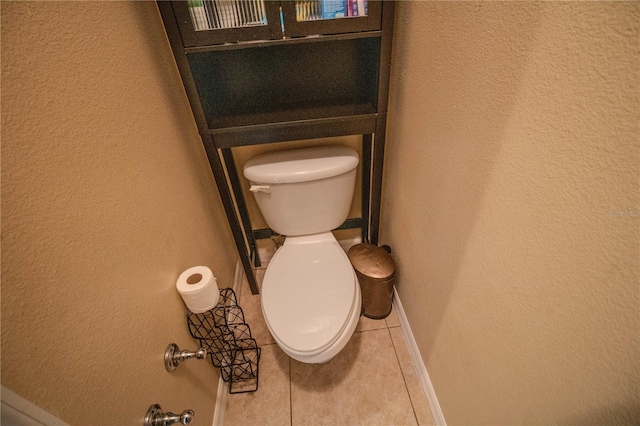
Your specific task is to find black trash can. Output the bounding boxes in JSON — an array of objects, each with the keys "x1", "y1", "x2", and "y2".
[{"x1": 347, "y1": 243, "x2": 396, "y2": 319}]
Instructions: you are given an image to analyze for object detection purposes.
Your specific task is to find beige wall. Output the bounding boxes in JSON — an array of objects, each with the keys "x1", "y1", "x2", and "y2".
[
  {"x1": 3, "y1": 1, "x2": 639, "y2": 425},
  {"x1": 383, "y1": 2, "x2": 639, "y2": 424},
  {"x1": 1, "y1": 2, "x2": 237, "y2": 425}
]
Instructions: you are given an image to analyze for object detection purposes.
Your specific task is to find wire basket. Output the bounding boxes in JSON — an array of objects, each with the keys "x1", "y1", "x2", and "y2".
[{"x1": 186, "y1": 288, "x2": 260, "y2": 393}]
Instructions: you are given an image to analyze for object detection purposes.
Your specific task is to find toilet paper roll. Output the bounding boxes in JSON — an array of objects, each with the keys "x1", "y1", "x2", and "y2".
[{"x1": 176, "y1": 266, "x2": 220, "y2": 313}]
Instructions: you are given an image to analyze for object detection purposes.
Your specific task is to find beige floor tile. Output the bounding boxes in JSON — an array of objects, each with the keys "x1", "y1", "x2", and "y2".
[
  {"x1": 385, "y1": 305, "x2": 401, "y2": 328},
  {"x1": 224, "y1": 344, "x2": 291, "y2": 426},
  {"x1": 290, "y1": 329, "x2": 417, "y2": 426},
  {"x1": 355, "y1": 314, "x2": 388, "y2": 332},
  {"x1": 389, "y1": 327, "x2": 435, "y2": 426},
  {"x1": 239, "y1": 268, "x2": 276, "y2": 346}
]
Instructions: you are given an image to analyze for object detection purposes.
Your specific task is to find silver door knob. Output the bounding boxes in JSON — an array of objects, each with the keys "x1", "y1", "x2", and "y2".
[
  {"x1": 164, "y1": 343, "x2": 207, "y2": 372},
  {"x1": 144, "y1": 404, "x2": 194, "y2": 426}
]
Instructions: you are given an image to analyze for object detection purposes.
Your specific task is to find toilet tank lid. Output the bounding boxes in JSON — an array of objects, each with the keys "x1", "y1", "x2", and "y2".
[{"x1": 243, "y1": 145, "x2": 359, "y2": 184}]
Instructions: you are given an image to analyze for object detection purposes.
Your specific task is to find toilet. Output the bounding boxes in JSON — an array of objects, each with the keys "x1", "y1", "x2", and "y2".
[{"x1": 243, "y1": 145, "x2": 362, "y2": 364}]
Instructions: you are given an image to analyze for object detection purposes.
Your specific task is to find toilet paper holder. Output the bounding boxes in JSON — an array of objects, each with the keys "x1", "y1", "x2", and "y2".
[
  {"x1": 164, "y1": 343, "x2": 207, "y2": 372},
  {"x1": 183, "y1": 287, "x2": 261, "y2": 393}
]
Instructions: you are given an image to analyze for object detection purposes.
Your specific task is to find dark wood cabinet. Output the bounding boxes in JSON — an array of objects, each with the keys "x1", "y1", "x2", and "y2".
[
  {"x1": 158, "y1": 0, "x2": 394, "y2": 294},
  {"x1": 170, "y1": 0, "x2": 383, "y2": 46}
]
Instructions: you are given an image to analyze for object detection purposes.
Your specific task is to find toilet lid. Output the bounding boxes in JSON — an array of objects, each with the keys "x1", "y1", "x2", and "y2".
[{"x1": 262, "y1": 240, "x2": 356, "y2": 354}]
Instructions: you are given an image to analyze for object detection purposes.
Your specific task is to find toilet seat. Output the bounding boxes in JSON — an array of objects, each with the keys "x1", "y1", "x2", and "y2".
[{"x1": 261, "y1": 233, "x2": 358, "y2": 358}]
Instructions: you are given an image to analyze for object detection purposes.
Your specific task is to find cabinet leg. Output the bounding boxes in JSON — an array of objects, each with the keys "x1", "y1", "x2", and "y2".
[
  {"x1": 201, "y1": 136, "x2": 259, "y2": 295},
  {"x1": 371, "y1": 118, "x2": 387, "y2": 246},
  {"x1": 361, "y1": 134, "x2": 372, "y2": 243},
  {"x1": 221, "y1": 148, "x2": 261, "y2": 268}
]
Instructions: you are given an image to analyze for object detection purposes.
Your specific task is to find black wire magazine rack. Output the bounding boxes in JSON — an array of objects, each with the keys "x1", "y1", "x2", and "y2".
[{"x1": 186, "y1": 288, "x2": 261, "y2": 393}]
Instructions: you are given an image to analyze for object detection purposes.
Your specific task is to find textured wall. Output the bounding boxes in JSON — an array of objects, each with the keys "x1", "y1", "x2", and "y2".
[
  {"x1": 383, "y1": 2, "x2": 639, "y2": 424},
  {"x1": 1, "y1": 2, "x2": 236, "y2": 424}
]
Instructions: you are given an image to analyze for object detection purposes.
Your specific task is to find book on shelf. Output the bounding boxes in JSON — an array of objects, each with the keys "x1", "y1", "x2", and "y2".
[
  {"x1": 188, "y1": 0, "x2": 267, "y2": 30},
  {"x1": 187, "y1": 0, "x2": 367, "y2": 29},
  {"x1": 321, "y1": 0, "x2": 346, "y2": 19},
  {"x1": 323, "y1": 0, "x2": 367, "y2": 19},
  {"x1": 188, "y1": 0, "x2": 209, "y2": 31},
  {"x1": 347, "y1": 0, "x2": 357, "y2": 17}
]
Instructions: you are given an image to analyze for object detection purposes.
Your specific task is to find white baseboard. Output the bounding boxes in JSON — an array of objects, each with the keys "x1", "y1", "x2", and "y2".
[
  {"x1": 211, "y1": 373, "x2": 228, "y2": 426},
  {"x1": 1, "y1": 386, "x2": 68, "y2": 426},
  {"x1": 392, "y1": 288, "x2": 447, "y2": 426}
]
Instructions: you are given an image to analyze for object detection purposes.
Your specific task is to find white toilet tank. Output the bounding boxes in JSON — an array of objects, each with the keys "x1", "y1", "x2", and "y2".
[{"x1": 243, "y1": 145, "x2": 359, "y2": 236}]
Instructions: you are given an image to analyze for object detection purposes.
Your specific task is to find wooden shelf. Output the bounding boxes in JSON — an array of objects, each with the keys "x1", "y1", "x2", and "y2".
[
  {"x1": 208, "y1": 101, "x2": 376, "y2": 129},
  {"x1": 208, "y1": 109, "x2": 378, "y2": 148},
  {"x1": 184, "y1": 31, "x2": 382, "y2": 53}
]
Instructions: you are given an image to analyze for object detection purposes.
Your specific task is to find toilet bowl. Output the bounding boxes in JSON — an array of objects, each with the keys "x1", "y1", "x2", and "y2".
[
  {"x1": 261, "y1": 233, "x2": 361, "y2": 363},
  {"x1": 243, "y1": 145, "x2": 361, "y2": 363}
]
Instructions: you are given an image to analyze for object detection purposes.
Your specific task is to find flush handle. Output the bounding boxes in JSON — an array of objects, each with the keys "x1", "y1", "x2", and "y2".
[{"x1": 250, "y1": 185, "x2": 271, "y2": 193}]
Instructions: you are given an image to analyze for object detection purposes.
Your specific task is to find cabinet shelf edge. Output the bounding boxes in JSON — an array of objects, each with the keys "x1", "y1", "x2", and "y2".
[
  {"x1": 184, "y1": 30, "x2": 382, "y2": 53},
  {"x1": 207, "y1": 113, "x2": 378, "y2": 148}
]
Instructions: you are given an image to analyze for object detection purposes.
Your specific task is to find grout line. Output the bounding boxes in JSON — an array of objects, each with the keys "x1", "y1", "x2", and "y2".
[
  {"x1": 354, "y1": 326, "x2": 389, "y2": 334},
  {"x1": 386, "y1": 326, "x2": 420, "y2": 426}
]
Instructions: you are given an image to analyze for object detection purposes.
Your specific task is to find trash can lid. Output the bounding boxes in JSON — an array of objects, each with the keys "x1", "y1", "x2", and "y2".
[{"x1": 347, "y1": 243, "x2": 396, "y2": 280}]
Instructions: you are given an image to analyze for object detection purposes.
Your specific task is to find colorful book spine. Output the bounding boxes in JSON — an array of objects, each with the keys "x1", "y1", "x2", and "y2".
[
  {"x1": 357, "y1": 0, "x2": 366, "y2": 17},
  {"x1": 188, "y1": 0, "x2": 209, "y2": 30},
  {"x1": 321, "y1": 0, "x2": 347, "y2": 19},
  {"x1": 348, "y1": 0, "x2": 358, "y2": 17}
]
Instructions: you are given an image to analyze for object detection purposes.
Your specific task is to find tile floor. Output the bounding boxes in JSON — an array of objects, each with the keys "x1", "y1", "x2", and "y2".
[{"x1": 222, "y1": 243, "x2": 435, "y2": 426}]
